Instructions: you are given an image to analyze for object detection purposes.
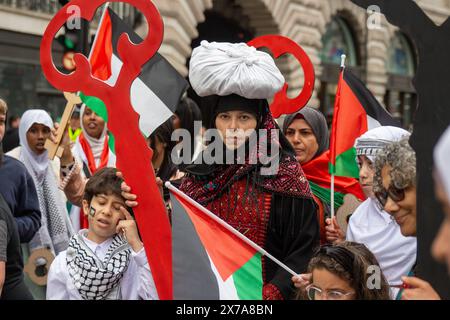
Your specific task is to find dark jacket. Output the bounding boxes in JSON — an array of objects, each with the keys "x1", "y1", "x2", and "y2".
[
  {"x1": 0, "y1": 155, "x2": 41, "y2": 243},
  {"x1": 0, "y1": 193, "x2": 33, "y2": 300}
]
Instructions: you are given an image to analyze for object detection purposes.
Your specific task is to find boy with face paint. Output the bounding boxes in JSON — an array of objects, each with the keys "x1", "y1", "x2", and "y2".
[{"x1": 46, "y1": 168, "x2": 158, "y2": 300}]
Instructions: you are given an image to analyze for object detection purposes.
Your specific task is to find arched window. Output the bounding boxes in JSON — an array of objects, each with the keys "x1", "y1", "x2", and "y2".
[
  {"x1": 387, "y1": 32, "x2": 415, "y2": 77},
  {"x1": 384, "y1": 32, "x2": 417, "y2": 129},
  {"x1": 319, "y1": 16, "x2": 360, "y2": 125},
  {"x1": 320, "y1": 17, "x2": 358, "y2": 67}
]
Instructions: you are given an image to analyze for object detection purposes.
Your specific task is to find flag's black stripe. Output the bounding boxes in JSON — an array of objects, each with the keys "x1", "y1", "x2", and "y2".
[
  {"x1": 343, "y1": 69, "x2": 401, "y2": 127},
  {"x1": 107, "y1": 8, "x2": 188, "y2": 113},
  {"x1": 171, "y1": 193, "x2": 220, "y2": 300}
]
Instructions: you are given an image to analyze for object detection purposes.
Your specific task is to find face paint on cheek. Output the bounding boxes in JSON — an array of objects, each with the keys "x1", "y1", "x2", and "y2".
[{"x1": 89, "y1": 206, "x2": 97, "y2": 218}]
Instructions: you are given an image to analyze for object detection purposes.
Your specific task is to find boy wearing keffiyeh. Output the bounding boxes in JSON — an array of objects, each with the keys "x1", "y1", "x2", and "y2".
[{"x1": 46, "y1": 168, "x2": 158, "y2": 300}]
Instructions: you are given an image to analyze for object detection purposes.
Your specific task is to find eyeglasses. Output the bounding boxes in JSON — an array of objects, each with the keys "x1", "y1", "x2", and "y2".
[
  {"x1": 374, "y1": 185, "x2": 406, "y2": 209},
  {"x1": 306, "y1": 284, "x2": 354, "y2": 300}
]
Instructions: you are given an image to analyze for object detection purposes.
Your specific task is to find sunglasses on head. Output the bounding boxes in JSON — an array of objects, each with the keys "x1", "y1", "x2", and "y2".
[{"x1": 374, "y1": 185, "x2": 406, "y2": 208}]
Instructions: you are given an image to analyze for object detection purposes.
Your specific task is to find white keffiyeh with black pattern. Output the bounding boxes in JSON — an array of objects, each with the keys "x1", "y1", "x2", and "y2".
[{"x1": 66, "y1": 232, "x2": 131, "y2": 300}]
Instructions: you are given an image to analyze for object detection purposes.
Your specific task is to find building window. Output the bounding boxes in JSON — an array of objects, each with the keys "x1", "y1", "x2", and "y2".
[
  {"x1": 319, "y1": 16, "x2": 360, "y2": 126},
  {"x1": 320, "y1": 17, "x2": 358, "y2": 67},
  {"x1": 384, "y1": 32, "x2": 417, "y2": 129},
  {"x1": 387, "y1": 32, "x2": 415, "y2": 77}
]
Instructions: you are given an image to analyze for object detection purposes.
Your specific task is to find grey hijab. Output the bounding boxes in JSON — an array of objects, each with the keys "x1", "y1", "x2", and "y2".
[{"x1": 282, "y1": 106, "x2": 329, "y2": 159}]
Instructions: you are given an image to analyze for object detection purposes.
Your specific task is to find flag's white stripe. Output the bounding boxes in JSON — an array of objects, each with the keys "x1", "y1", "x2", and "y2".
[
  {"x1": 105, "y1": 53, "x2": 121, "y2": 86},
  {"x1": 367, "y1": 115, "x2": 382, "y2": 130},
  {"x1": 106, "y1": 54, "x2": 172, "y2": 136},
  {"x1": 207, "y1": 253, "x2": 240, "y2": 300},
  {"x1": 131, "y1": 77, "x2": 173, "y2": 136}
]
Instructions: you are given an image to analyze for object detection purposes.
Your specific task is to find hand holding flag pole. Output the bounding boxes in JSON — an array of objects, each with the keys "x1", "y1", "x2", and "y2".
[{"x1": 40, "y1": 0, "x2": 173, "y2": 299}]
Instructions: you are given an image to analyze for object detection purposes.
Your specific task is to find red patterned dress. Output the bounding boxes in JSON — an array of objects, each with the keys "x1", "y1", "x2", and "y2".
[{"x1": 180, "y1": 110, "x2": 320, "y2": 300}]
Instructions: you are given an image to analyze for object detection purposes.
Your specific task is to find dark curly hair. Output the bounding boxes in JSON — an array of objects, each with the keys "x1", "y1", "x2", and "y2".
[{"x1": 83, "y1": 167, "x2": 125, "y2": 205}]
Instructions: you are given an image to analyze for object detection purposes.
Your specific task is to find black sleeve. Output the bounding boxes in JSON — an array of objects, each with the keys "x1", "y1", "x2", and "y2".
[
  {"x1": 265, "y1": 194, "x2": 320, "y2": 299},
  {"x1": 14, "y1": 169, "x2": 41, "y2": 243}
]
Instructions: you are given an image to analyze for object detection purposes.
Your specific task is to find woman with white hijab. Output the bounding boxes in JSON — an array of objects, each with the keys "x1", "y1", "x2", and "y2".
[
  {"x1": 347, "y1": 127, "x2": 417, "y2": 299},
  {"x1": 325, "y1": 126, "x2": 417, "y2": 299},
  {"x1": 7, "y1": 109, "x2": 74, "y2": 299}
]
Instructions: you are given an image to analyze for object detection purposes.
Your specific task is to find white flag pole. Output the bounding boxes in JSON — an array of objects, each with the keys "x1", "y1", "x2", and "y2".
[
  {"x1": 166, "y1": 181, "x2": 298, "y2": 277},
  {"x1": 331, "y1": 54, "x2": 347, "y2": 220}
]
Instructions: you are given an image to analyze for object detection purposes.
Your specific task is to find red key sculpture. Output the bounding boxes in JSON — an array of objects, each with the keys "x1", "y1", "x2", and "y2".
[
  {"x1": 248, "y1": 35, "x2": 315, "y2": 118},
  {"x1": 40, "y1": 0, "x2": 172, "y2": 299}
]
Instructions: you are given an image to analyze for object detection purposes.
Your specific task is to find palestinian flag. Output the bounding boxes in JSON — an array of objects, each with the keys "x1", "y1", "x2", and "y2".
[
  {"x1": 303, "y1": 150, "x2": 365, "y2": 208},
  {"x1": 170, "y1": 189, "x2": 263, "y2": 300},
  {"x1": 88, "y1": 7, "x2": 188, "y2": 136},
  {"x1": 329, "y1": 68, "x2": 400, "y2": 178}
]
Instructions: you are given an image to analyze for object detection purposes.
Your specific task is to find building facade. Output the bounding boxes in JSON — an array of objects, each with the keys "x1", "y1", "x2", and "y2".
[
  {"x1": 146, "y1": 0, "x2": 450, "y2": 129},
  {"x1": 1, "y1": 0, "x2": 450, "y2": 127}
]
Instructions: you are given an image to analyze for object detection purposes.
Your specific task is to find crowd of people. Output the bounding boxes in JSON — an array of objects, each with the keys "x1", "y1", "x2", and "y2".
[{"x1": 0, "y1": 39, "x2": 449, "y2": 301}]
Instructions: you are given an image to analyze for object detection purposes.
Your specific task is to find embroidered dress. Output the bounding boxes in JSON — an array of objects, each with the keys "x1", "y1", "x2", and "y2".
[{"x1": 181, "y1": 103, "x2": 319, "y2": 300}]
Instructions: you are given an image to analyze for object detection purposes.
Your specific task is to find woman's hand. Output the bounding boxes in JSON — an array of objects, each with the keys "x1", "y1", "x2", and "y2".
[
  {"x1": 401, "y1": 276, "x2": 441, "y2": 300},
  {"x1": 117, "y1": 172, "x2": 164, "y2": 208},
  {"x1": 292, "y1": 273, "x2": 312, "y2": 290},
  {"x1": 325, "y1": 216, "x2": 345, "y2": 244}
]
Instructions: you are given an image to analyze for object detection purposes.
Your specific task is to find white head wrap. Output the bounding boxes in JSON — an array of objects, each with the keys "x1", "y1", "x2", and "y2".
[
  {"x1": 19, "y1": 109, "x2": 53, "y2": 183},
  {"x1": 189, "y1": 41, "x2": 285, "y2": 99},
  {"x1": 354, "y1": 126, "x2": 410, "y2": 162},
  {"x1": 434, "y1": 126, "x2": 450, "y2": 201}
]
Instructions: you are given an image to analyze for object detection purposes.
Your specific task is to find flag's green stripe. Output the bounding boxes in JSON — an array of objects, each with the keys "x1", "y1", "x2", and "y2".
[
  {"x1": 79, "y1": 92, "x2": 108, "y2": 122},
  {"x1": 329, "y1": 147, "x2": 359, "y2": 178},
  {"x1": 233, "y1": 252, "x2": 263, "y2": 300},
  {"x1": 66, "y1": 202, "x2": 72, "y2": 214},
  {"x1": 309, "y1": 181, "x2": 344, "y2": 209}
]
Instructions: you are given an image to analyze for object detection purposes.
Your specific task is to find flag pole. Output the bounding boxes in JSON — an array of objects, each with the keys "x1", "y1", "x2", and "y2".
[
  {"x1": 77, "y1": 3, "x2": 109, "y2": 99},
  {"x1": 331, "y1": 54, "x2": 347, "y2": 220},
  {"x1": 166, "y1": 182, "x2": 299, "y2": 277}
]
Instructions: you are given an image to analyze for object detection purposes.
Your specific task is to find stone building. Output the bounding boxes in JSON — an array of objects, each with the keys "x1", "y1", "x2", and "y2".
[
  {"x1": 1, "y1": 0, "x2": 450, "y2": 127},
  {"x1": 147, "y1": 0, "x2": 450, "y2": 128}
]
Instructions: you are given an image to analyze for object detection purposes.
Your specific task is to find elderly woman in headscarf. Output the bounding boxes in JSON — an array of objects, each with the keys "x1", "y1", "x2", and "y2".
[
  {"x1": 373, "y1": 138, "x2": 440, "y2": 300},
  {"x1": 337, "y1": 126, "x2": 416, "y2": 299},
  {"x1": 7, "y1": 109, "x2": 74, "y2": 299},
  {"x1": 282, "y1": 107, "x2": 364, "y2": 242},
  {"x1": 121, "y1": 41, "x2": 320, "y2": 300}
]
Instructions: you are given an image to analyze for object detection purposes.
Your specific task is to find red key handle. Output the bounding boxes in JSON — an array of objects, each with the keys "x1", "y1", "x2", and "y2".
[
  {"x1": 40, "y1": 0, "x2": 173, "y2": 299},
  {"x1": 248, "y1": 35, "x2": 315, "y2": 118}
]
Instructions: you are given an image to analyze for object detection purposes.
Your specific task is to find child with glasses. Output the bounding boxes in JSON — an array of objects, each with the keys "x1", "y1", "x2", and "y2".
[{"x1": 295, "y1": 242, "x2": 391, "y2": 300}]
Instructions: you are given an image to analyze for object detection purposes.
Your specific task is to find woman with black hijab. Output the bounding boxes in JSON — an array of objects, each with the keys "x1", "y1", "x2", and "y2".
[
  {"x1": 179, "y1": 41, "x2": 320, "y2": 300},
  {"x1": 283, "y1": 108, "x2": 365, "y2": 243}
]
